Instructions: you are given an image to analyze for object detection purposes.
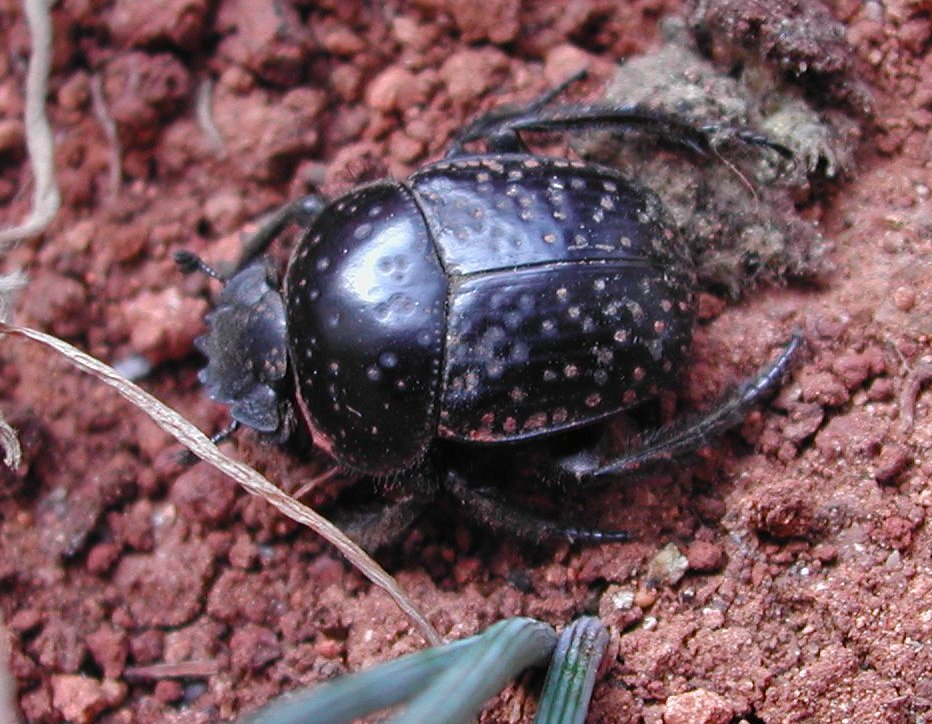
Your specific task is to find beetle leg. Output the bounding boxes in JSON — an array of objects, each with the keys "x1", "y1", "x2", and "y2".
[
  {"x1": 451, "y1": 103, "x2": 792, "y2": 161},
  {"x1": 445, "y1": 69, "x2": 589, "y2": 157},
  {"x1": 334, "y1": 495, "x2": 432, "y2": 553},
  {"x1": 235, "y1": 193, "x2": 328, "y2": 272},
  {"x1": 443, "y1": 470, "x2": 631, "y2": 544},
  {"x1": 558, "y1": 333, "x2": 803, "y2": 483},
  {"x1": 331, "y1": 462, "x2": 438, "y2": 552},
  {"x1": 174, "y1": 193, "x2": 328, "y2": 280}
]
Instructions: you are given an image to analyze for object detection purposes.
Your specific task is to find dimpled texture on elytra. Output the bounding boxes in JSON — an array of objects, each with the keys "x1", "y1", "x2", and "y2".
[{"x1": 284, "y1": 154, "x2": 695, "y2": 473}]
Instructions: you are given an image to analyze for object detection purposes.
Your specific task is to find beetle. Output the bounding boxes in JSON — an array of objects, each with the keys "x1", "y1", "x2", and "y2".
[{"x1": 176, "y1": 76, "x2": 800, "y2": 549}]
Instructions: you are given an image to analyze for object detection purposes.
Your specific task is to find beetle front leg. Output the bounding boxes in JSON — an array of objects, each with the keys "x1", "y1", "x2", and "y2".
[
  {"x1": 557, "y1": 333, "x2": 803, "y2": 483},
  {"x1": 236, "y1": 192, "x2": 327, "y2": 272},
  {"x1": 445, "y1": 69, "x2": 589, "y2": 157}
]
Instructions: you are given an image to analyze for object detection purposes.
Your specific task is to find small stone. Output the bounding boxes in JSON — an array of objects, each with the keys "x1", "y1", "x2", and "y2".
[
  {"x1": 811, "y1": 543, "x2": 837, "y2": 563},
  {"x1": 543, "y1": 44, "x2": 593, "y2": 86},
  {"x1": 633, "y1": 587, "x2": 658, "y2": 609},
  {"x1": 388, "y1": 131, "x2": 426, "y2": 164},
  {"x1": 319, "y1": 26, "x2": 365, "y2": 56},
  {"x1": 31, "y1": 621, "x2": 87, "y2": 673},
  {"x1": 215, "y1": 0, "x2": 310, "y2": 86},
  {"x1": 799, "y1": 369, "x2": 849, "y2": 406},
  {"x1": 814, "y1": 409, "x2": 885, "y2": 460},
  {"x1": 696, "y1": 292, "x2": 726, "y2": 320},
  {"x1": 109, "y1": 0, "x2": 211, "y2": 50},
  {"x1": 129, "y1": 630, "x2": 164, "y2": 664},
  {"x1": 57, "y1": 70, "x2": 90, "y2": 113},
  {"x1": 212, "y1": 86, "x2": 322, "y2": 181},
  {"x1": 598, "y1": 585, "x2": 644, "y2": 629},
  {"x1": 0, "y1": 118, "x2": 24, "y2": 153},
  {"x1": 228, "y1": 534, "x2": 258, "y2": 569},
  {"x1": 439, "y1": 48, "x2": 509, "y2": 102},
  {"x1": 448, "y1": 0, "x2": 520, "y2": 44},
  {"x1": 892, "y1": 285, "x2": 916, "y2": 311},
  {"x1": 314, "y1": 637, "x2": 343, "y2": 659},
  {"x1": 366, "y1": 67, "x2": 422, "y2": 112},
  {"x1": 646, "y1": 542, "x2": 689, "y2": 586},
  {"x1": 664, "y1": 689, "x2": 734, "y2": 724},
  {"x1": 874, "y1": 515, "x2": 916, "y2": 551},
  {"x1": 203, "y1": 191, "x2": 244, "y2": 234},
  {"x1": 19, "y1": 684, "x2": 55, "y2": 722},
  {"x1": 113, "y1": 541, "x2": 214, "y2": 627},
  {"x1": 9, "y1": 609, "x2": 42, "y2": 633},
  {"x1": 171, "y1": 465, "x2": 237, "y2": 526},
  {"x1": 748, "y1": 482, "x2": 814, "y2": 539},
  {"x1": 831, "y1": 353, "x2": 872, "y2": 390},
  {"x1": 20, "y1": 271, "x2": 89, "y2": 339},
  {"x1": 782, "y1": 402, "x2": 824, "y2": 443},
  {"x1": 866, "y1": 377, "x2": 895, "y2": 401}
]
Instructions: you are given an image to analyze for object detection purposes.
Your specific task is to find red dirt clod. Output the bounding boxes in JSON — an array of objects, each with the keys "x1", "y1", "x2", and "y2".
[
  {"x1": 85, "y1": 625, "x2": 129, "y2": 680},
  {"x1": 171, "y1": 464, "x2": 238, "y2": 526},
  {"x1": 216, "y1": 0, "x2": 312, "y2": 87},
  {"x1": 686, "y1": 540, "x2": 724, "y2": 573},
  {"x1": 108, "y1": 0, "x2": 211, "y2": 51},
  {"x1": 664, "y1": 688, "x2": 734, "y2": 724},
  {"x1": 50, "y1": 675, "x2": 127, "y2": 724},
  {"x1": 747, "y1": 481, "x2": 815, "y2": 539},
  {"x1": 230, "y1": 623, "x2": 282, "y2": 673},
  {"x1": 113, "y1": 541, "x2": 214, "y2": 627}
]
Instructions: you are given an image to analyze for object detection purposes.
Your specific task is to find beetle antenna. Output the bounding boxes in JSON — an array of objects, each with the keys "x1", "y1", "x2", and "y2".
[
  {"x1": 176, "y1": 419, "x2": 241, "y2": 465},
  {"x1": 173, "y1": 250, "x2": 227, "y2": 283}
]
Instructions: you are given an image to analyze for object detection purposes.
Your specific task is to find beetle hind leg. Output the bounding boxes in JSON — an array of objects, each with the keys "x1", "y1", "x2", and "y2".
[
  {"x1": 443, "y1": 470, "x2": 631, "y2": 545},
  {"x1": 558, "y1": 333, "x2": 803, "y2": 483}
]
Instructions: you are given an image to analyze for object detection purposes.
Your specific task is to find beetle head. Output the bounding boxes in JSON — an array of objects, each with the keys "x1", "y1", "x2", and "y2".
[{"x1": 196, "y1": 262, "x2": 294, "y2": 440}]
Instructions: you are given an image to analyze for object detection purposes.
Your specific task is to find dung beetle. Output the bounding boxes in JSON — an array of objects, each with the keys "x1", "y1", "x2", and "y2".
[{"x1": 177, "y1": 75, "x2": 801, "y2": 549}]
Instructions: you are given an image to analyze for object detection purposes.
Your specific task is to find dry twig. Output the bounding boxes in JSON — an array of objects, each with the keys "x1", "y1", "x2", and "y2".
[
  {"x1": 0, "y1": 0, "x2": 60, "y2": 246},
  {"x1": 90, "y1": 73, "x2": 122, "y2": 201},
  {"x1": 196, "y1": 78, "x2": 226, "y2": 157}
]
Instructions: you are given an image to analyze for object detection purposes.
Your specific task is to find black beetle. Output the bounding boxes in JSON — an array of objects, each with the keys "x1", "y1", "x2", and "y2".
[{"x1": 177, "y1": 76, "x2": 800, "y2": 548}]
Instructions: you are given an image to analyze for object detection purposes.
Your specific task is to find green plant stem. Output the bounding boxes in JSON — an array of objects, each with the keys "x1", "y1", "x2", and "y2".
[{"x1": 534, "y1": 617, "x2": 609, "y2": 724}]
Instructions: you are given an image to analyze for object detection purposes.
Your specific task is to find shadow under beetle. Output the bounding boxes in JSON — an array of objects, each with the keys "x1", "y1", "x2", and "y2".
[{"x1": 177, "y1": 76, "x2": 802, "y2": 550}]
